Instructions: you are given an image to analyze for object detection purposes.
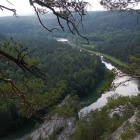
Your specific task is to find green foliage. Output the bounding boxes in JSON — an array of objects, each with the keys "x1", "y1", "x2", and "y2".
[
  {"x1": 24, "y1": 136, "x2": 32, "y2": 140},
  {"x1": 50, "y1": 94, "x2": 79, "y2": 118},
  {"x1": 134, "y1": 112, "x2": 140, "y2": 133},
  {"x1": 49, "y1": 126, "x2": 64, "y2": 140},
  {"x1": 120, "y1": 127, "x2": 136, "y2": 140},
  {"x1": 73, "y1": 94, "x2": 140, "y2": 140},
  {"x1": 2, "y1": 11, "x2": 140, "y2": 138},
  {"x1": 73, "y1": 110, "x2": 110, "y2": 140},
  {"x1": 69, "y1": 12, "x2": 140, "y2": 65},
  {"x1": 0, "y1": 102, "x2": 19, "y2": 136},
  {"x1": 122, "y1": 56, "x2": 140, "y2": 77},
  {"x1": 0, "y1": 15, "x2": 68, "y2": 38},
  {"x1": 98, "y1": 70, "x2": 115, "y2": 93},
  {"x1": 37, "y1": 135, "x2": 43, "y2": 140},
  {"x1": 14, "y1": 35, "x2": 106, "y2": 98},
  {"x1": 119, "y1": 111, "x2": 140, "y2": 139},
  {"x1": 0, "y1": 35, "x2": 106, "y2": 136}
]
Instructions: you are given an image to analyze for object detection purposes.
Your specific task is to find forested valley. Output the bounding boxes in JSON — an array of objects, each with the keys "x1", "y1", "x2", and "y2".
[
  {"x1": 76, "y1": 12, "x2": 140, "y2": 63},
  {"x1": 1, "y1": 11, "x2": 140, "y2": 140},
  {"x1": 0, "y1": 29, "x2": 106, "y2": 137},
  {"x1": 1, "y1": 11, "x2": 140, "y2": 63}
]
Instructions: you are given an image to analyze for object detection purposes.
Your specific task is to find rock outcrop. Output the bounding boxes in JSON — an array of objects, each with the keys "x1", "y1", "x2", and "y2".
[
  {"x1": 105, "y1": 112, "x2": 140, "y2": 140},
  {"x1": 21, "y1": 95, "x2": 78, "y2": 140}
]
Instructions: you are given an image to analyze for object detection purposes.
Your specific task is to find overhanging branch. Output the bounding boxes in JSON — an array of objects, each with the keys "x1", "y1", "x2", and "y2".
[
  {"x1": 0, "y1": 49, "x2": 46, "y2": 79},
  {"x1": 0, "y1": 5, "x2": 17, "y2": 16},
  {"x1": 31, "y1": 0, "x2": 89, "y2": 42}
]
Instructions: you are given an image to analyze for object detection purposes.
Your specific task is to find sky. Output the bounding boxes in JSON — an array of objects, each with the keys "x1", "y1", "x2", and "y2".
[{"x1": 0, "y1": 0, "x2": 103, "y2": 16}]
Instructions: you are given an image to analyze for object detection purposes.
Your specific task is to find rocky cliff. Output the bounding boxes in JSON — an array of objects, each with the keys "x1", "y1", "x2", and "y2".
[{"x1": 21, "y1": 95, "x2": 78, "y2": 140}]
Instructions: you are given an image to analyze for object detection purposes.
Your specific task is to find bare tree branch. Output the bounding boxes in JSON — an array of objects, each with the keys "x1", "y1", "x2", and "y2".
[
  {"x1": 0, "y1": 5, "x2": 17, "y2": 16},
  {"x1": 0, "y1": 48, "x2": 46, "y2": 79},
  {"x1": 6, "y1": 0, "x2": 14, "y2": 5},
  {"x1": 31, "y1": 0, "x2": 89, "y2": 42},
  {"x1": 100, "y1": 0, "x2": 140, "y2": 11},
  {"x1": 32, "y1": 4, "x2": 59, "y2": 32},
  {"x1": 0, "y1": 77, "x2": 43, "y2": 118},
  {"x1": 0, "y1": 0, "x2": 89, "y2": 42}
]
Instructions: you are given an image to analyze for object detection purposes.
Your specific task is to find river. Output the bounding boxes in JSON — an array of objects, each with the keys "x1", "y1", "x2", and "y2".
[
  {"x1": 80, "y1": 56, "x2": 140, "y2": 113},
  {"x1": 55, "y1": 38, "x2": 140, "y2": 113},
  {"x1": 55, "y1": 38, "x2": 68, "y2": 42}
]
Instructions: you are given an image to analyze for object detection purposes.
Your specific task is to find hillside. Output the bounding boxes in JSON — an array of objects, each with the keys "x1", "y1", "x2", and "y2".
[
  {"x1": 1, "y1": 11, "x2": 140, "y2": 140},
  {"x1": 0, "y1": 34, "x2": 106, "y2": 138},
  {"x1": 77, "y1": 12, "x2": 140, "y2": 63},
  {"x1": 1, "y1": 11, "x2": 139, "y2": 63},
  {"x1": 0, "y1": 14, "x2": 69, "y2": 38}
]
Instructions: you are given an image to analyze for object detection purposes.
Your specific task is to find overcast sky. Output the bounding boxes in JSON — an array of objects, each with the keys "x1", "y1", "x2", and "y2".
[{"x1": 0, "y1": 0, "x2": 103, "y2": 16}]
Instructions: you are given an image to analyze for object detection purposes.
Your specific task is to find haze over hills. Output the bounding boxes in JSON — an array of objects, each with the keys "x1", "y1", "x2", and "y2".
[
  {"x1": 0, "y1": 11, "x2": 139, "y2": 36},
  {"x1": 1, "y1": 11, "x2": 140, "y2": 62}
]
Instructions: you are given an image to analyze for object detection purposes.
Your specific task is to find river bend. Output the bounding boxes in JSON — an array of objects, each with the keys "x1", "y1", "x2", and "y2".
[{"x1": 80, "y1": 56, "x2": 139, "y2": 113}]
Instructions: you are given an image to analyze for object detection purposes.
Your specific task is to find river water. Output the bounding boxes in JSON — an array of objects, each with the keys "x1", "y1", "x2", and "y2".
[
  {"x1": 56, "y1": 38, "x2": 68, "y2": 42},
  {"x1": 80, "y1": 56, "x2": 139, "y2": 113}
]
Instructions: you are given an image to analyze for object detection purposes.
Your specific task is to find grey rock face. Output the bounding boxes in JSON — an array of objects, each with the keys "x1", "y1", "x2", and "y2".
[
  {"x1": 104, "y1": 113, "x2": 138, "y2": 140},
  {"x1": 28, "y1": 115, "x2": 76, "y2": 140},
  {"x1": 21, "y1": 95, "x2": 77, "y2": 140}
]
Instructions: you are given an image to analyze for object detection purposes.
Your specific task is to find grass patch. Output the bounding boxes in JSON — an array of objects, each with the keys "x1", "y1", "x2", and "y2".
[
  {"x1": 69, "y1": 42, "x2": 126, "y2": 67},
  {"x1": 85, "y1": 49, "x2": 126, "y2": 67},
  {"x1": 101, "y1": 53, "x2": 126, "y2": 67},
  {"x1": 82, "y1": 44, "x2": 96, "y2": 49}
]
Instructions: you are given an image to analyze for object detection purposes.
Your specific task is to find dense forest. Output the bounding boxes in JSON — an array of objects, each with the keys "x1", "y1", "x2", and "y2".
[
  {"x1": 0, "y1": 33, "x2": 106, "y2": 136},
  {"x1": 1, "y1": 11, "x2": 140, "y2": 139},
  {"x1": 71, "y1": 12, "x2": 140, "y2": 63},
  {"x1": 1, "y1": 11, "x2": 140, "y2": 63}
]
